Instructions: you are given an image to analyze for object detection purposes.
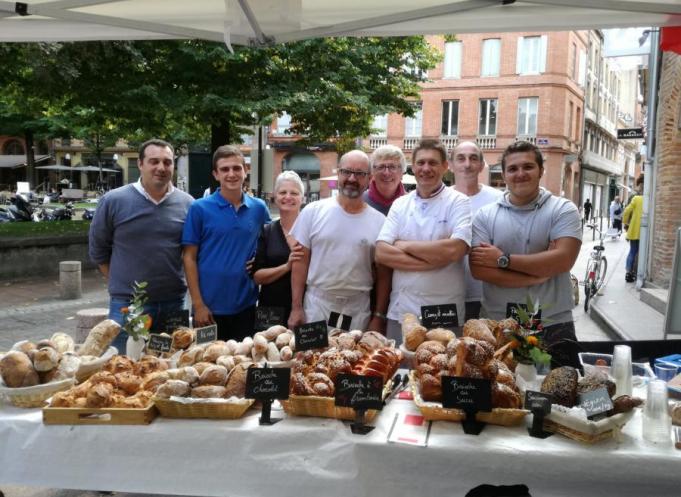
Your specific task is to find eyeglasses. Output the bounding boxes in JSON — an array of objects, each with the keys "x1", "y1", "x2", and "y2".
[
  {"x1": 373, "y1": 164, "x2": 400, "y2": 173},
  {"x1": 338, "y1": 168, "x2": 369, "y2": 179}
]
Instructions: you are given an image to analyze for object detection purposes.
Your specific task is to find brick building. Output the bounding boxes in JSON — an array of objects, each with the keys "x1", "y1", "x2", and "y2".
[{"x1": 650, "y1": 50, "x2": 681, "y2": 288}]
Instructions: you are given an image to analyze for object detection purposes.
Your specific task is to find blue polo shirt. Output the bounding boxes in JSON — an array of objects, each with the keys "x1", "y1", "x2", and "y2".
[{"x1": 182, "y1": 191, "x2": 271, "y2": 315}]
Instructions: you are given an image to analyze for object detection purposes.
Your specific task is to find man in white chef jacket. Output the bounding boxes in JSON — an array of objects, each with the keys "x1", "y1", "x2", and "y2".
[{"x1": 375, "y1": 139, "x2": 471, "y2": 344}]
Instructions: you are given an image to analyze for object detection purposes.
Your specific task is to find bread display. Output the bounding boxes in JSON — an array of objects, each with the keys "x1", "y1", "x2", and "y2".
[
  {"x1": 289, "y1": 330, "x2": 401, "y2": 398},
  {"x1": 47, "y1": 354, "x2": 172, "y2": 408}
]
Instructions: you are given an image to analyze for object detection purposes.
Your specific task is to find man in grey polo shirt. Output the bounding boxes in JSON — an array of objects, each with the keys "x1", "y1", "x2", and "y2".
[
  {"x1": 89, "y1": 139, "x2": 194, "y2": 353},
  {"x1": 470, "y1": 141, "x2": 582, "y2": 368}
]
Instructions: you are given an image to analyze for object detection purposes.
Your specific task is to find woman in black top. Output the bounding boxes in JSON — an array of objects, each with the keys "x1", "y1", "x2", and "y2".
[{"x1": 253, "y1": 171, "x2": 305, "y2": 323}]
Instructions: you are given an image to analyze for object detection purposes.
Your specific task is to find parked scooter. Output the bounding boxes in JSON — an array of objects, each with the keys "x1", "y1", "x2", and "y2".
[
  {"x1": 0, "y1": 194, "x2": 37, "y2": 222},
  {"x1": 39, "y1": 201, "x2": 74, "y2": 221},
  {"x1": 81, "y1": 207, "x2": 96, "y2": 221}
]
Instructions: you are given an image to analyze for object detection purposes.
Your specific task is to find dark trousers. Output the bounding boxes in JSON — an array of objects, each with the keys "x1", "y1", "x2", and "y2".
[
  {"x1": 541, "y1": 321, "x2": 580, "y2": 371},
  {"x1": 213, "y1": 306, "x2": 256, "y2": 341}
]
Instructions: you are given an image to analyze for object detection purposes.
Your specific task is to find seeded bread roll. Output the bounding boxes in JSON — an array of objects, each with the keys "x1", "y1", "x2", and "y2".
[
  {"x1": 0, "y1": 351, "x2": 40, "y2": 388},
  {"x1": 541, "y1": 366, "x2": 579, "y2": 407}
]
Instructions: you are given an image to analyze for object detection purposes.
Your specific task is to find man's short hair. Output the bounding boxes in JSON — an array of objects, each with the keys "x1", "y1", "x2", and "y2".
[
  {"x1": 500, "y1": 141, "x2": 543, "y2": 172},
  {"x1": 412, "y1": 139, "x2": 447, "y2": 164},
  {"x1": 139, "y1": 139, "x2": 174, "y2": 162},
  {"x1": 450, "y1": 141, "x2": 484, "y2": 164},
  {"x1": 212, "y1": 145, "x2": 245, "y2": 171},
  {"x1": 370, "y1": 144, "x2": 407, "y2": 173}
]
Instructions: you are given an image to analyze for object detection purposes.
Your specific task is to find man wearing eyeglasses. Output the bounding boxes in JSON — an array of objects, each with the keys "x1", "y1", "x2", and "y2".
[
  {"x1": 376, "y1": 139, "x2": 471, "y2": 343},
  {"x1": 362, "y1": 144, "x2": 407, "y2": 215},
  {"x1": 288, "y1": 150, "x2": 390, "y2": 333}
]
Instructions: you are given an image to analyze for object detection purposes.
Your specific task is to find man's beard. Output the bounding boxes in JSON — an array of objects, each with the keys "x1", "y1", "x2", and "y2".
[{"x1": 341, "y1": 182, "x2": 362, "y2": 198}]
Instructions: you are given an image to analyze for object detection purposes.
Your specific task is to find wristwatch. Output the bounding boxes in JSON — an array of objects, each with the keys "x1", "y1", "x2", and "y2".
[
  {"x1": 372, "y1": 311, "x2": 387, "y2": 320},
  {"x1": 497, "y1": 253, "x2": 511, "y2": 269}
]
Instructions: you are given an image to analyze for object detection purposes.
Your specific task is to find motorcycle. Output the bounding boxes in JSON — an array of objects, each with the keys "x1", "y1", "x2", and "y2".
[
  {"x1": 0, "y1": 194, "x2": 37, "y2": 222},
  {"x1": 39, "y1": 201, "x2": 74, "y2": 221}
]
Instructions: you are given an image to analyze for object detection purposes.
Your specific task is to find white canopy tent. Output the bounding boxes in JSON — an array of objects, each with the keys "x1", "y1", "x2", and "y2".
[{"x1": 0, "y1": 0, "x2": 680, "y2": 46}]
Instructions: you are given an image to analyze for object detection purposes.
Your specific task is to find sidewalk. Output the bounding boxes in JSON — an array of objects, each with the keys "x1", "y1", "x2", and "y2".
[{"x1": 581, "y1": 222, "x2": 667, "y2": 341}]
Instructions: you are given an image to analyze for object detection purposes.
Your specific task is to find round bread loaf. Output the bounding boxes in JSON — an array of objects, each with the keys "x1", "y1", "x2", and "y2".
[{"x1": 0, "y1": 351, "x2": 40, "y2": 388}]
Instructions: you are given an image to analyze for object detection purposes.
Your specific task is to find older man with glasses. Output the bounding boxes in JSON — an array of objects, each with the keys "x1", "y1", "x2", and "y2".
[
  {"x1": 288, "y1": 150, "x2": 391, "y2": 333},
  {"x1": 362, "y1": 144, "x2": 407, "y2": 215}
]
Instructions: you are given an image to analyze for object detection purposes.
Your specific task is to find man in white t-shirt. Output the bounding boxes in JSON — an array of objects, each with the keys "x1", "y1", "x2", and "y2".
[
  {"x1": 376, "y1": 139, "x2": 471, "y2": 344},
  {"x1": 451, "y1": 141, "x2": 503, "y2": 321},
  {"x1": 288, "y1": 150, "x2": 390, "y2": 333}
]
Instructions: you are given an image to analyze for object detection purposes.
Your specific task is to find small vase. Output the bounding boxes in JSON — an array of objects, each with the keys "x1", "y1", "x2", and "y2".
[
  {"x1": 515, "y1": 362, "x2": 538, "y2": 387},
  {"x1": 126, "y1": 335, "x2": 146, "y2": 360}
]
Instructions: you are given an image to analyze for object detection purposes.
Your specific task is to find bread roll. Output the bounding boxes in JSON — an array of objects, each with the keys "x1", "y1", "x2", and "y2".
[
  {"x1": 33, "y1": 347, "x2": 61, "y2": 372},
  {"x1": 178, "y1": 346, "x2": 204, "y2": 367},
  {"x1": 86, "y1": 382, "x2": 114, "y2": 408},
  {"x1": 263, "y1": 325, "x2": 288, "y2": 341},
  {"x1": 223, "y1": 363, "x2": 250, "y2": 398},
  {"x1": 50, "y1": 333, "x2": 76, "y2": 354},
  {"x1": 215, "y1": 356, "x2": 235, "y2": 372},
  {"x1": 79, "y1": 319, "x2": 121, "y2": 357},
  {"x1": 266, "y1": 342, "x2": 281, "y2": 362},
  {"x1": 540, "y1": 366, "x2": 578, "y2": 407},
  {"x1": 55, "y1": 352, "x2": 81, "y2": 380},
  {"x1": 280, "y1": 346, "x2": 294, "y2": 362},
  {"x1": 155, "y1": 379, "x2": 191, "y2": 399},
  {"x1": 36, "y1": 339, "x2": 58, "y2": 351},
  {"x1": 134, "y1": 355, "x2": 167, "y2": 376},
  {"x1": 199, "y1": 365, "x2": 229, "y2": 386},
  {"x1": 89, "y1": 370, "x2": 118, "y2": 388},
  {"x1": 492, "y1": 382, "x2": 522, "y2": 409},
  {"x1": 140, "y1": 371, "x2": 170, "y2": 392},
  {"x1": 202, "y1": 342, "x2": 231, "y2": 363},
  {"x1": 462, "y1": 320, "x2": 497, "y2": 347},
  {"x1": 0, "y1": 351, "x2": 39, "y2": 387},
  {"x1": 114, "y1": 372, "x2": 143, "y2": 395},
  {"x1": 191, "y1": 385, "x2": 228, "y2": 398},
  {"x1": 39, "y1": 368, "x2": 60, "y2": 384},
  {"x1": 426, "y1": 328, "x2": 456, "y2": 345},
  {"x1": 104, "y1": 355, "x2": 135, "y2": 374},
  {"x1": 253, "y1": 334, "x2": 268, "y2": 354},
  {"x1": 171, "y1": 327, "x2": 195, "y2": 350},
  {"x1": 11, "y1": 340, "x2": 37, "y2": 356}
]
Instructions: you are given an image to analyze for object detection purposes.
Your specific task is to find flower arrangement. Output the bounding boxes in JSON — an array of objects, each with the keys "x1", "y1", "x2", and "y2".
[
  {"x1": 121, "y1": 281, "x2": 152, "y2": 341},
  {"x1": 507, "y1": 297, "x2": 552, "y2": 367}
]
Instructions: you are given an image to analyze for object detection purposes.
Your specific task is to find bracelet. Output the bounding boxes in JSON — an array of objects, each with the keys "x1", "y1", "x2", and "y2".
[{"x1": 372, "y1": 311, "x2": 387, "y2": 320}]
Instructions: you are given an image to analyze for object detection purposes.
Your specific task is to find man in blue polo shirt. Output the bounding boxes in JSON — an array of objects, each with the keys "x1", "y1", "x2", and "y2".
[{"x1": 182, "y1": 145, "x2": 271, "y2": 340}]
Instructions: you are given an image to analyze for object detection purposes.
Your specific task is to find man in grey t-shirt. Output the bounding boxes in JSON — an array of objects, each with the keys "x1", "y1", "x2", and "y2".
[{"x1": 470, "y1": 141, "x2": 582, "y2": 368}]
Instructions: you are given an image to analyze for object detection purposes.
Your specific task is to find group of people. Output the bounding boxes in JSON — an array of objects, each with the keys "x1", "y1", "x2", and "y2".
[{"x1": 90, "y1": 138, "x2": 583, "y2": 367}]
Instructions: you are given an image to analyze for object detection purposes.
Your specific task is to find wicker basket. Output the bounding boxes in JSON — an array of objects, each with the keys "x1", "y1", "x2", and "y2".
[
  {"x1": 410, "y1": 372, "x2": 528, "y2": 426},
  {"x1": 76, "y1": 346, "x2": 118, "y2": 382},
  {"x1": 282, "y1": 379, "x2": 393, "y2": 421},
  {"x1": 281, "y1": 394, "x2": 381, "y2": 421},
  {"x1": 154, "y1": 397, "x2": 254, "y2": 419},
  {"x1": 543, "y1": 408, "x2": 635, "y2": 443},
  {"x1": 0, "y1": 378, "x2": 75, "y2": 408}
]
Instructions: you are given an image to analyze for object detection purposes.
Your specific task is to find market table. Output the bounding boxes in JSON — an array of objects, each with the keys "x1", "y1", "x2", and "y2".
[{"x1": 1, "y1": 394, "x2": 679, "y2": 497}]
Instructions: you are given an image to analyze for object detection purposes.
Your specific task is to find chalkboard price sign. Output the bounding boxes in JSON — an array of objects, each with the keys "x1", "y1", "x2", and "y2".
[
  {"x1": 578, "y1": 387, "x2": 613, "y2": 418},
  {"x1": 525, "y1": 391, "x2": 553, "y2": 415},
  {"x1": 245, "y1": 367, "x2": 291, "y2": 400},
  {"x1": 254, "y1": 306, "x2": 286, "y2": 330},
  {"x1": 334, "y1": 374, "x2": 384, "y2": 410},
  {"x1": 421, "y1": 304, "x2": 459, "y2": 329},
  {"x1": 195, "y1": 324, "x2": 218, "y2": 344},
  {"x1": 294, "y1": 321, "x2": 329, "y2": 351},
  {"x1": 147, "y1": 333, "x2": 172, "y2": 353},
  {"x1": 441, "y1": 376, "x2": 492, "y2": 412}
]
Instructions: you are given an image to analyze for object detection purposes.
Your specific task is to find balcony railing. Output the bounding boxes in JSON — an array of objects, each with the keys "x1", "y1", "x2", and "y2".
[
  {"x1": 440, "y1": 135, "x2": 459, "y2": 150},
  {"x1": 515, "y1": 135, "x2": 537, "y2": 145},
  {"x1": 369, "y1": 137, "x2": 388, "y2": 149},
  {"x1": 403, "y1": 136, "x2": 420, "y2": 150},
  {"x1": 476, "y1": 135, "x2": 496, "y2": 149}
]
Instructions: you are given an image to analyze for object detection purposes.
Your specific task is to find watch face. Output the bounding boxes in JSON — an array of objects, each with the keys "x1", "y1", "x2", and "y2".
[{"x1": 497, "y1": 255, "x2": 509, "y2": 268}]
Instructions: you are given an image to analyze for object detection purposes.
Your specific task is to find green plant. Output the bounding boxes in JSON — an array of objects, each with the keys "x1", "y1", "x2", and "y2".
[
  {"x1": 507, "y1": 296, "x2": 552, "y2": 366},
  {"x1": 120, "y1": 281, "x2": 151, "y2": 341}
]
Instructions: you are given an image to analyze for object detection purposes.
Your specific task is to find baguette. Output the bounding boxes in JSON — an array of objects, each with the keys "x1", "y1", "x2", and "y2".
[{"x1": 79, "y1": 319, "x2": 121, "y2": 357}]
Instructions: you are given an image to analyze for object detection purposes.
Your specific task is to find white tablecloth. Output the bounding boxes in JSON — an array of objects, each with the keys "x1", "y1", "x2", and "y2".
[{"x1": 0, "y1": 396, "x2": 679, "y2": 497}]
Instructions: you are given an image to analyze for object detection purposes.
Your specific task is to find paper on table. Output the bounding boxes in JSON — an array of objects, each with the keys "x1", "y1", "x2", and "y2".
[{"x1": 387, "y1": 408, "x2": 431, "y2": 447}]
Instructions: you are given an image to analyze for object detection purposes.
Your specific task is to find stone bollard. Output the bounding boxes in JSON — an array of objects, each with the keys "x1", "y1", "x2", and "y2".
[
  {"x1": 59, "y1": 261, "x2": 82, "y2": 300},
  {"x1": 75, "y1": 308, "x2": 109, "y2": 343}
]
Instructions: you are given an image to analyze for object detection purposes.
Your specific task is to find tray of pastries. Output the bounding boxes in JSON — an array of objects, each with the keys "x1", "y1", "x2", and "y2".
[{"x1": 281, "y1": 330, "x2": 401, "y2": 421}]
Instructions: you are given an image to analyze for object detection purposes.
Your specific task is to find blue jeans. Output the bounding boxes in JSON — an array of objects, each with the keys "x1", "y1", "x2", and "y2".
[
  {"x1": 626, "y1": 239, "x2": 639, "y2": 273},
  {"x1": 109, "y1": 297, "x2": 186, "y2": 354}
]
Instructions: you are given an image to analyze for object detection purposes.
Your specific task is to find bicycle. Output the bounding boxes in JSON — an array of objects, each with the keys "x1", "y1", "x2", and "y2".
[{"x1": 583, "y1": 224, "x2": 608, "y2": 312}]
